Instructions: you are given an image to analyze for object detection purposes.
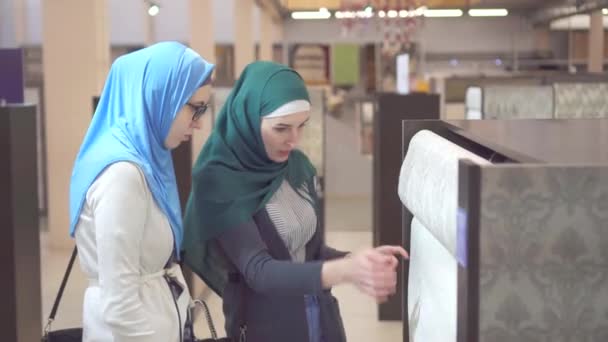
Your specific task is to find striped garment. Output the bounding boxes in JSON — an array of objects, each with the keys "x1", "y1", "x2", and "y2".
[{"x1": 265, "y1": 180, "x2": 317, "y2": 262}]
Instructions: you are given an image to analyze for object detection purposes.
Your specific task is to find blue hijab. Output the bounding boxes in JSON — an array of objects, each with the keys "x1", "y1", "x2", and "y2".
[{"x1": 69, "y1": 41, "x2": 215, "y2": 254}]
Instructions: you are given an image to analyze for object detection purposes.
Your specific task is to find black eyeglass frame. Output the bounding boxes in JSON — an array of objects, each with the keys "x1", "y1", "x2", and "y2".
[{"x1": 187, "y1": 102, "x2": 209, "y2": 121}]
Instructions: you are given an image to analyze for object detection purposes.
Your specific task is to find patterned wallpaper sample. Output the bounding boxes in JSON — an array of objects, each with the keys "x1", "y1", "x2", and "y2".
[
  {"x1": 554, "y1": 83, "x2": 608, "y2": 119},
  {"x1": 478, "y1": 165, "x2": 608, "y2": 342},
  {"x1": 483, "y1": 86, "x2": 553, "y2": 119}
]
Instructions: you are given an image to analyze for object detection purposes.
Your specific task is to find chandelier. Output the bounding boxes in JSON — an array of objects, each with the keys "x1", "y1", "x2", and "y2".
[{"x1": 336, "y1": 0, "x2": 428, "y2": 56}]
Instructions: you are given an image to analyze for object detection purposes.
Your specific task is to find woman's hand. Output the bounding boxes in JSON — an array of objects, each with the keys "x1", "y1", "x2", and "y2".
[
  {"x1": 345, "y1": 246, "x2": 408, "y2": 302},
  {"x1": 321, "y1": 245, "x2": 409, "y2": 303}
]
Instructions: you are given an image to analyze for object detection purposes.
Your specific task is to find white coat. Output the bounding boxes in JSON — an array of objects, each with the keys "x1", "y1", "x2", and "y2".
[{"x1": 75, "y1": 162, "x2": 190, "y2": 342}]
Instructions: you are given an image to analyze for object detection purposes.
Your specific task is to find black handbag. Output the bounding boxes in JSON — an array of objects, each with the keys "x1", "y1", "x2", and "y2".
[
  {"x1": 185, "y1": 299, "x2": 234, "y2": 342},
  {"x1": 184, "y1": 272, "x2": 247, "y2": 342},
  {"x1": 41, "y1": 247, "x2": 83, "y2": 342},
  {"x1": 41, "y1": 246, "x2": 241, "y2": 342}
]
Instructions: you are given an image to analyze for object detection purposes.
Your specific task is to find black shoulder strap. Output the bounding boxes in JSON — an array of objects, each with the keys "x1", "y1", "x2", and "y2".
[{"x1": 49, "y1": 246, "x2": 78, "y2": 320}]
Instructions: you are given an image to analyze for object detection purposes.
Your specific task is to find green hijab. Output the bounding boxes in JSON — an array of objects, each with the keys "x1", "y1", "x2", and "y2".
[{"x1": 182, "y1": 61, "x2": 316, "y2": 295}]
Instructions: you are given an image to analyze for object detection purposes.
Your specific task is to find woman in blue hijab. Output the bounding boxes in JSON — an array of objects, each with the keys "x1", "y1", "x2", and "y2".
[{"x1": 69, "y1": 41, "x2": 214, "y2": 342}]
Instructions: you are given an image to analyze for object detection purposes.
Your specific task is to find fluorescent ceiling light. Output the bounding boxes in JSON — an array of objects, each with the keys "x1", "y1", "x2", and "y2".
[
  {"x1": 424, "y1": 9, "x2": 463, "y2": 17},
  {"x1": 603, "y1": 8, "x2": 608, "y2": 15},
  {"x1": 468, "y1": 8, "x2": 508, "y2": 17},
  {"x1": 291, "y1": 8, "x2": 331, "y2": 20}
]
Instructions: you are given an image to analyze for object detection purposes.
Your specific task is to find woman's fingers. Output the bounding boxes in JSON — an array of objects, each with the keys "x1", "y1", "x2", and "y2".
[{"x1": 376, "y1": 245, "x2": 409, "y2": 259}]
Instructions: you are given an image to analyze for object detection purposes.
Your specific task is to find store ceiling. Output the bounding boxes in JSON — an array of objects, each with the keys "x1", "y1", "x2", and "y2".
[
  {"x1": 477, "y1": 0, "x2": 564, "y2": 10},
  {"x1": 267, "y1": 0, "x2": 607, "y2": 24},
  {"x1": 278, "y1": 0, "x2": 553, "y2": 10}
]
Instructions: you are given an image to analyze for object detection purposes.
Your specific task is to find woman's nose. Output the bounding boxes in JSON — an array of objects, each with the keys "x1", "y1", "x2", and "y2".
[
  {"x1": 286, "y1": 129, "x2": 300, "y2": 147},
  {"x1": 191, "y1": 119, "x2": 203, "y2": 130}
]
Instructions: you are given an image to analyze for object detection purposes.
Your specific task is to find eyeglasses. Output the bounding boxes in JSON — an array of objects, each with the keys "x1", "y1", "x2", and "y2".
[{"x1": 187, "y1": 102, "x2": 209, "y2": 121}]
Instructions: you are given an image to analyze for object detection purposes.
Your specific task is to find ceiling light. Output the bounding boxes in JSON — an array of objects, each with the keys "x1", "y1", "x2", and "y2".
[
  {"x1": 335, "y1": 11, "x2": 356, "y2": 19},
  {"x1": 147, "y1": 2, "x2": 160, "y2": 16},
  {"x1": 414, "y1": 6, "x2": 427, "y2": 17},
  {"x1": 388, "y1": 10, "x2": 398, "y2": 18},
  {"x1": 291, "y1": 10, "x2": 331, "y2": 19},
  {"x1": 378, "y1": 10, "x2": 386, "y2": 18},
  {"x1": 399, "y1": 10, "x2": 408, "y2": 18},
  {"x1": 603, "y1": 8, "x2": 608, "y2": 15},
  {"x1": 424, "y1": 9, "x2": 463, "y2": 17},
  {"x1": 468, "y1": 8, "x2": 508, "y2": 17},
  {"x1": 357, "y1": 10, "x2": 373, "y2": 18}
]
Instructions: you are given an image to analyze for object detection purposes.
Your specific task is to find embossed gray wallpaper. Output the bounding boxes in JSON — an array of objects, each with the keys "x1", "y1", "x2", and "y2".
[
  {"x1": 482, "y1": 86, "x2": 554, "y2": 120},
  {"x1": 477, "y1": 165, "x2": 608, "y2": 342},
  {"x1": 554, "y1": 83, "x2": 608, "y2": 119}
]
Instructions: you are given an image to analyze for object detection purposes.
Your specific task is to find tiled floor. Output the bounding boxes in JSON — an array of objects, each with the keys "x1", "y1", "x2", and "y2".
[{"x1": 40, "y1": 197, "x2": 402, "y2": 341}]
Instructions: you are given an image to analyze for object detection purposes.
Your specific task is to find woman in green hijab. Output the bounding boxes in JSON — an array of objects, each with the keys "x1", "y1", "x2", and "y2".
[{"x1": 182, "y1": 61, "x2": 407, "y2": 342}]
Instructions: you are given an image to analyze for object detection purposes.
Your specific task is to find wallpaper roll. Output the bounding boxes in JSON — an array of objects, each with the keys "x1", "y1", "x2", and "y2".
[
  {"x1": 408, "y1": 217, "x2": 457, "y2": 342},
  {"x1": 401, "y1": 130, "x2": 490, "y2": 342},
  {"x1": 398, "y1": 130, "x2": 490, "y2": 255}
]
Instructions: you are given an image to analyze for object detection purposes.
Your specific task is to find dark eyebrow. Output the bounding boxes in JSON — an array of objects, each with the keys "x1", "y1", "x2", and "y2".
[
  {"x1": 274, "y1": 118, "x2": 310, "y2": 128},
  {"x1": 189, "y1": 100, "x2": 206, "y2": 106}
]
